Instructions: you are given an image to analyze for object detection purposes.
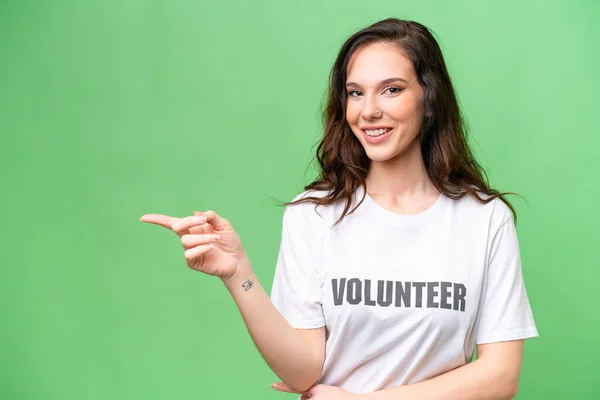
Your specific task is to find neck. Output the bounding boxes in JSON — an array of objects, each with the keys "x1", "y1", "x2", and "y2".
[{"x1": 365, "y1": 139, "x2": 437, "y2": 198}]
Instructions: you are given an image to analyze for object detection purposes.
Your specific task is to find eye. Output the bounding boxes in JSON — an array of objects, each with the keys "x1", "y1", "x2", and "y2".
[
  {"x1": 385, "y1": 86, "x2": 404, "y2": 94},
  {"x1": 347, "y1": 90, "x2": 362, "y2": 97}
]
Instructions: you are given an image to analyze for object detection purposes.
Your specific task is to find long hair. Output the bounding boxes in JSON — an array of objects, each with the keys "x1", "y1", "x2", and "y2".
[{"x1": 287, "y1": 18, "x2": 519, "y2": 226}]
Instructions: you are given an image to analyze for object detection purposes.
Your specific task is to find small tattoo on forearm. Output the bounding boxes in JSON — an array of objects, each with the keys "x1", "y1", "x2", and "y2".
[{"x1": 242, "y1": 279, "x2": 254, "y2": 291}]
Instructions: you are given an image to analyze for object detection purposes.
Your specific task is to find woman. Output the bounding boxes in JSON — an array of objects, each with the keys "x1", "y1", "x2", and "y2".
[{"x1": 141, "y1": 18, "x2": 538, "y2": 399}]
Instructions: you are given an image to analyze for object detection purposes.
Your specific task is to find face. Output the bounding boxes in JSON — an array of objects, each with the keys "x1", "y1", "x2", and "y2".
[{"x1": 345, "y1": 42, "x2": 428, "y2": 163}]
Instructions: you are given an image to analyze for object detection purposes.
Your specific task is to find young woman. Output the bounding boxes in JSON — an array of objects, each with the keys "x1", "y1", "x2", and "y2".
[{"x1": 141, "y1": 18, "x2": 538, "y2": 399}]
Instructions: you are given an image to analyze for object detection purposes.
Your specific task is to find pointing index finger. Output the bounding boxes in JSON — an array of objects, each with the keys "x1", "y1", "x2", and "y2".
[
  {"x1": 140, "y1": 214, "x2": 177, "y2": 230},
  {"x1": 171, "y1": 215, "x2": 207, "y2": 234}
]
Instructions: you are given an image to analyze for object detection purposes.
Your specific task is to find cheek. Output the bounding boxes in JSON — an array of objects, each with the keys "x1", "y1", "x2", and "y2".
[
  {"x1": 391, "y1": 105, "x2": 424, "y2": 130},
  {"x1": 387, "y1": 99, "x2": 416, "y2": 120},
  {"x1": 345, "y1": 102, "x2": 359, "y2": 123}
]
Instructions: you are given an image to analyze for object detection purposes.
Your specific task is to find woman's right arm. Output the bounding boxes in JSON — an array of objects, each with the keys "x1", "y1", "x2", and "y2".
[
  {"x1": 140, "y1": 209, "x2": 324, "y2": 393},
  {"x1": 222, "y1": 252, "x2": 325, "y2": 393}
]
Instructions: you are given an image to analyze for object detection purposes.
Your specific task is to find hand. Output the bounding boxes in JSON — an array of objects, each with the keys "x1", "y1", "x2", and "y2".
[
  {"x1": 271, "y1": 382, "x2": 367, "y2": 400},
  {"x1": 140, "y1": 210, "x2": 245, "y2": 280}
]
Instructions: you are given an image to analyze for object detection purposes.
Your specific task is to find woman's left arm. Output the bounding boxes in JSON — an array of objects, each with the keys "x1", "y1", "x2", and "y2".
[
  {"x1": 272, "y1": 340, "x2": 523, "y2": 400},
  {"x1": 365, "y1": 340, "x2": 523, "y2": 400}
]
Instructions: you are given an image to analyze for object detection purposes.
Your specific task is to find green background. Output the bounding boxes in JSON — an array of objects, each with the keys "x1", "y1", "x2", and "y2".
[{"x1": 2, "y1": 0, "x2": 598, "y2": 398}]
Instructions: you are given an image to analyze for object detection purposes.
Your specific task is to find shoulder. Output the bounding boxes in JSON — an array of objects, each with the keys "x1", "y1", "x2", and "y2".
[
  {"x1": 283, "y1": 189, "x2": 333, "y2": 229},
  {"x1": 290, "y1": 188, "x2": 331, "y2": 203},
  {"x1": 451, "y1": 191, "x2": 515, "y2": 229},
  {"x1": 280, "y1": 190, "x2": 333, "y2": 252}
]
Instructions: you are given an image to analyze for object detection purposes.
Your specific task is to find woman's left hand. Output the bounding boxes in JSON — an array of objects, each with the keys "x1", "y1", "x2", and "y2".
[{"x1": 271, "y1": 382, "x2": 366, "y2": 399}]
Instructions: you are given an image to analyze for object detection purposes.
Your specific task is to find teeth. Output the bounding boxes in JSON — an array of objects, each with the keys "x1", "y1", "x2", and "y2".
[{"x1": 364, "y1": 128, "x2": 391, "y2": 136}]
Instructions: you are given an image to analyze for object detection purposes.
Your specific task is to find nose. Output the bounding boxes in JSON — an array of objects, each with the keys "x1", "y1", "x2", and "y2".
[{"x1": 361, "y1": 95, "x2": 382, "y2": 120}]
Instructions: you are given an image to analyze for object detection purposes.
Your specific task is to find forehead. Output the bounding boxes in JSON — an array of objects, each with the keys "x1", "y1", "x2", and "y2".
[{"x1": 346, "y1": 42, "x2": 415, "y2": 84}]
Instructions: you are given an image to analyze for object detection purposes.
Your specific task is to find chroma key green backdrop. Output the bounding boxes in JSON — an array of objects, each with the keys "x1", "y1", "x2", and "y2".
[{"x1": 1, "y1": 0, "x2": 598, "y2": 399}]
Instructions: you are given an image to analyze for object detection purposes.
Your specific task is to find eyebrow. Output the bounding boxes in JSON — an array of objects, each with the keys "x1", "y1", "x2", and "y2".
[{"x1": 345, "y1": 77, "x2": 408, "y2": 88}]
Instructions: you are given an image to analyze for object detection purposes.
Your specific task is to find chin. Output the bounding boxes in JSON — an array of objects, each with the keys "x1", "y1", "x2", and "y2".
[{"x1": 363, "y1": 147, "x2": 403, "y2": 162}]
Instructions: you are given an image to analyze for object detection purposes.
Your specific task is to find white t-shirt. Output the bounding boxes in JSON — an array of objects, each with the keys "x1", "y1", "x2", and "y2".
[{"x1": 269, "y1": 187, "x2": 539, "y2": 394}]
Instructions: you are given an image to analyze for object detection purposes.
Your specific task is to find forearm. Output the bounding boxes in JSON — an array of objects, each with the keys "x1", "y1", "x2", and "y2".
[
  {"x1": 221, "y1": 253, "x2": 321, "y2": 392},
  {"x1": 364, "y1": 358, "x2": 518, "y2": 400}
]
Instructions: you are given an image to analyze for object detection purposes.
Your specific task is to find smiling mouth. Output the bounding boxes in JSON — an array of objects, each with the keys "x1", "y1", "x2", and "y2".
[{"x1": 363, "y1": 128, "x2": 392, "y2": 137}]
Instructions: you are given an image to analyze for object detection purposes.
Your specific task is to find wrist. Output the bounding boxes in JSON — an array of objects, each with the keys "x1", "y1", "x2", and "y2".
[{"x1": 221, "y1": 252, "x2": 254, "y2": 289}]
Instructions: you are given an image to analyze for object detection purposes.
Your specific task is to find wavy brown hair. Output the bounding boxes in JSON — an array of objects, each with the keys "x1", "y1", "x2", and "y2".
[{"x1": 286, "y1": 18, "x2": 519, "y2": 226}]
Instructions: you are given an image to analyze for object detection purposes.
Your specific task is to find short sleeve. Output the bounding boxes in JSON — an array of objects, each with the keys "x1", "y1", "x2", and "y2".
[
  {"x1": 475, "y1": 215, "x2": 539, "y2": 344},
  {"x1": 270, "y1": 200, "x2": 326, "y2": 329}
]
